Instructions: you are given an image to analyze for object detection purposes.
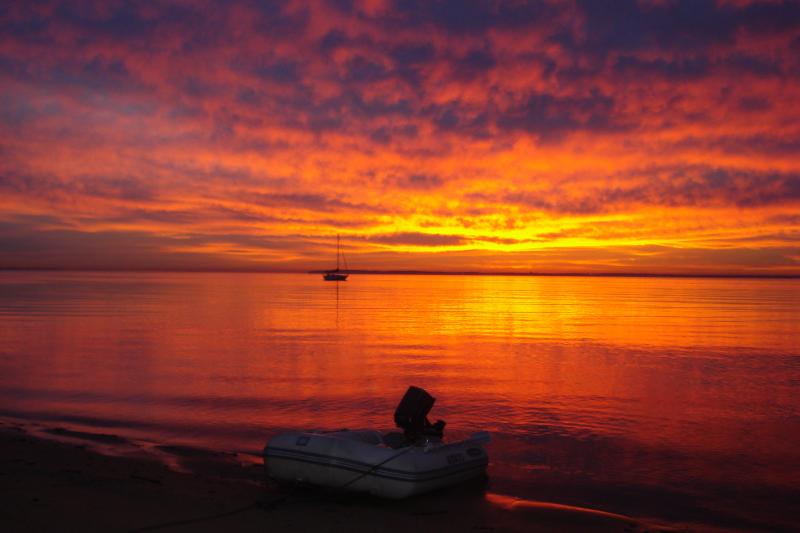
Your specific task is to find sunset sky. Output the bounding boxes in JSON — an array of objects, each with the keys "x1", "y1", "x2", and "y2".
[{"x1": 1, "y1": 0, "x2": 799, "y2": 274}]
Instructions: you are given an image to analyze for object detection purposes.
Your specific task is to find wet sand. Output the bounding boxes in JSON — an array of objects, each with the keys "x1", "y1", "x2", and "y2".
[{"x1": 0, "y1": 423, "x2": 717, "y2": 532}]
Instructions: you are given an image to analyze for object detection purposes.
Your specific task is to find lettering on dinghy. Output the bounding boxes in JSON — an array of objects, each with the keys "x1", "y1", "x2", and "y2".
[
  {"x1": 467, "y1": 448, "x2": 483, "y2": 457},
  {"x1": 296, "y1": 436, "x2": 310, "y2": 446},
  {"x1": 447, "y1": 453, "x2": 465, "y2": 465}
]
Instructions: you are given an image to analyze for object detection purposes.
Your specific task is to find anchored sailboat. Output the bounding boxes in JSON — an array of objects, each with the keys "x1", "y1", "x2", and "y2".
[{"x1": 323, "y1": 235, "x2": 349, "y2": 281}]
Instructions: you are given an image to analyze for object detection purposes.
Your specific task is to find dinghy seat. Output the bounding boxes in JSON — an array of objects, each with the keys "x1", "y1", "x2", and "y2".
[{"x1": 394, "y1": 386, "x2": 446, "y2": 442}]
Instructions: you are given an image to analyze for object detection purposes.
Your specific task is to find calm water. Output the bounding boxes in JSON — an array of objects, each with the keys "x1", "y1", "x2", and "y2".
[{"x1": 1, "y1": 271, "x2": 798, "y2": 528}]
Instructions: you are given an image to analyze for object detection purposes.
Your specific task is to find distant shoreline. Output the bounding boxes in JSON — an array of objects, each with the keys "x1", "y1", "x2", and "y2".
[
  {"x1": 0, "y1": 267, "x2": 798, "y2": 279},
  {"x1": 307, "y1": 269, "x2": 800, "y2": 279}
]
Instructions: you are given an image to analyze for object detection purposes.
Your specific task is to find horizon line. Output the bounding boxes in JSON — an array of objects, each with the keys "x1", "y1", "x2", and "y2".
[{"x1": 1, "y1": 267, "x2": 798, "y2": 279}]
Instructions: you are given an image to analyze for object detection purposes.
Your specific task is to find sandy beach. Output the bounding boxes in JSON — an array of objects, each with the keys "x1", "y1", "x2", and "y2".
[{"x1": 0, "y1": 421, "x2": 707, "y2": 533}]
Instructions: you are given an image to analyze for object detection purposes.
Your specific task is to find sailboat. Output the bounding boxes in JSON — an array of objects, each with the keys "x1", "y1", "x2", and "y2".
[{"x1": 323, "y1": 235, "x2": 349, "y2": 281}]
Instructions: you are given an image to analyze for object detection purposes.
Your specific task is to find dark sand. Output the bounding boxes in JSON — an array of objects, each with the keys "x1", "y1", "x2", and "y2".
[{"x1": 0, "y1": 423, "x2": 720, "y2": 532}]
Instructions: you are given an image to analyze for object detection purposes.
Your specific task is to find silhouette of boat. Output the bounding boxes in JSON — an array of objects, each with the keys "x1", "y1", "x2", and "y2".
[
  {"x1": 263, "y1": 386, "x2": 490, "y2": 498},
  {"x1": 323, "y1": 234, "x2": 349, "y2": 281}
]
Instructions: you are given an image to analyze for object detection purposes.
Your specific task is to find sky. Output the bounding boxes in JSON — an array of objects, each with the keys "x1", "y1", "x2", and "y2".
[{"x1": 1, "y1": 0, "x2": 799, "y2": 274}]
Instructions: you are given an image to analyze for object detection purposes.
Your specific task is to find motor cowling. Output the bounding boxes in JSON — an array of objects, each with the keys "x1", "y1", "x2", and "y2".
[{"x1": 393, "y1": 386, "x2": 446, "y2": 441}]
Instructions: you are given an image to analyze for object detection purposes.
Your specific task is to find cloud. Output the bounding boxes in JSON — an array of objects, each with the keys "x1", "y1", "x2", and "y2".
[
  {"x1": 391, "y1": 173, "x2": 443, "y2": 190},
  {"x1": 574, "y1": 0, "x2": 800, "y2": 53},
  {"x1": 238, "y1": 191, "x2": 383, "y2": 214},
  {"x1": 496, "y1": 90, "x2": 624, "y2": 140},
  {"x1": 0, "y1": 215, "x2": 332, "y2": 270},
  {"x1": 387, "y1": 0, "x2": 559, "y2": 35},
  {"x1": 0, "y1": 0, "x2": 799, "y2": 273},
  {"x1": 367, "y1": 232, "x2": 466, "y2": 247},
  {"x1": 484, "y1": 167, "x2": 800, "y2": 215},
  {"x1": 613, "y1": 55, "x2": 711, "y2": 81},
  {"x1": 0, "y1": 171, "x2": 156, "y2": 203}
]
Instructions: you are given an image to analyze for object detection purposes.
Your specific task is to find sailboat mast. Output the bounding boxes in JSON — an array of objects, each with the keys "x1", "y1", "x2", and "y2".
[{"x1": 336, "y1": 234, "x2": 340, "y2": 271}]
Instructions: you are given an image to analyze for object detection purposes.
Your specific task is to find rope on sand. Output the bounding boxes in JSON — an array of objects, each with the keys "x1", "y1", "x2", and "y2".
[{"x1": 128, "y1": 493, "x2": 288, "y2": 532}]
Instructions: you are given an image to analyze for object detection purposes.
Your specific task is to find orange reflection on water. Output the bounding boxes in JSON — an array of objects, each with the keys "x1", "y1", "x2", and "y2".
[{"x1": 0, "y1": 271, "x2": 798, "y2": 525}]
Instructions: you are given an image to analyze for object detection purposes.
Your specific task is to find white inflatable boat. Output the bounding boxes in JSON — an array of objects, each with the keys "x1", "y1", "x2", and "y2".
[{"x1": 263, "y1": 387, "x2": 490, "y2": 499}]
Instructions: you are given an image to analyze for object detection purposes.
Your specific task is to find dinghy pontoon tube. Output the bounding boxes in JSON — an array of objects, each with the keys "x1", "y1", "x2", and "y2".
[{"x1": 263, "y1": 386, "x2": 490, "y2": 499}]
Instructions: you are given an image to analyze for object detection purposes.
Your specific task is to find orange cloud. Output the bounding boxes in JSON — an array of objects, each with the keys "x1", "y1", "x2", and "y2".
[{"x1": 1, "y1": 0, "x2": 799, "y2": 274}]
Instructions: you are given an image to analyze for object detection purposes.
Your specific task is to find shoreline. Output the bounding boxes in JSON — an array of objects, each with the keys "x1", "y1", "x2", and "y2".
[
  {"x1": 0, "y1": 421, "x2": 712, "y2": 532},
  {"x1": 2, "y1": 268, "x2": 798, "y2": 279}
]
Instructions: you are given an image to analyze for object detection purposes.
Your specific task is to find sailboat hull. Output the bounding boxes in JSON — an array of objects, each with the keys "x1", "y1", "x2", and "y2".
[{"x1": 323, "y1": 235, "x2": 349, "y2": 281}]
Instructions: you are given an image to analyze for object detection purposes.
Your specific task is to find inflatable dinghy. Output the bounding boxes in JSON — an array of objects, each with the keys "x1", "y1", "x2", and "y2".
[{"x1": 263, "y1": 386, "x2": 490, "y2": 499}]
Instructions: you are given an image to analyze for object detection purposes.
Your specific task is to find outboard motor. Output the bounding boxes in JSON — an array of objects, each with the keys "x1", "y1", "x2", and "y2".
[{"x1": 394, "y1": 386, "x2": 446, "y2": 442}]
